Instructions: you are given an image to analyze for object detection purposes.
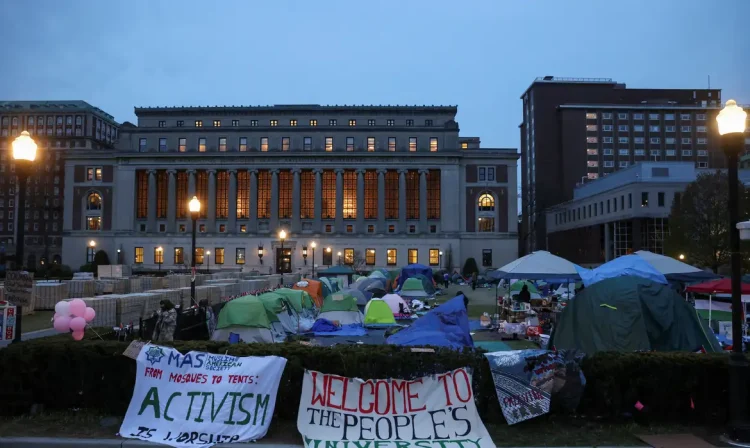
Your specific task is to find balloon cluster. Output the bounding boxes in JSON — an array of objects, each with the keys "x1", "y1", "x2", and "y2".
[{"x1": 53, "y1": 299, "x2": 96, "y2": 341}]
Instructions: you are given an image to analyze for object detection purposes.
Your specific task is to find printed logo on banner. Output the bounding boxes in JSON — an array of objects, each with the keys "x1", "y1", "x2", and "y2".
[
  {"x1": 120, "y1": 344, "x2": 287, "y2": 448},
  {"x1": 297, "y1": 368, "x2": 495, "y2": 448}
]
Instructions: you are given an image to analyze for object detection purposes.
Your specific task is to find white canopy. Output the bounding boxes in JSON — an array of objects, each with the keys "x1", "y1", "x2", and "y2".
[
  {"x1": 490, "y1": 251, "x2": 580, "y2": 281},
  {"x1": 634, "y1": 250, "x2": 717, "y2": 281}
]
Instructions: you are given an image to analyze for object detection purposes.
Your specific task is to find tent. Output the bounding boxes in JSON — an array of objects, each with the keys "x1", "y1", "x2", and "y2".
[
  {"x1": 318, "y1": 266, "x2": 355, "y2": 289},
  {"x1": 274, "y1": 288, "x2": 314, "y2": 312},
  {"x1": 381, "y1": 293, "x2": 410, "y2": 315},
  {"x1": 549, "y1": 276, "x2": 721, "y2": 354},
  {"x1": 490, "y1": 251, "x2": 581, "y2": 281},
  {"x1": 387, "y1": 295, "x2": 473, "y2": 349},
  {"x1": 577, "y1": 255, "x2": 667, "y2": 287},
  {"x1": 368, "y1": 270, "x2": 387, "y2": 280},
  {"x1": 293, "y1": 279, "x2": 325, "y2": 308},
  {"x1": 686, "y1": 278, "x2": 750, "y2": 295},
  {"x1": 364, "y1": 299, "x2": 397, "y2": 326},
  {"x1": 634, "y1": 251, "x2": 719, "y2": 282},
  {"x1": 510, "y1": 280, "x2": 539, "y2": 294},
  {"x1": 413, "y1": 274, "x2": 436, "y2": 295},
  {"x1": 319, "y1": 276, "x2": 336, "y2": 294},
  {"x1": 318, "y1": 292, "x2": 364, "y2": 325},
  {"x1": 397, "y1": 264, "x2": 434, "y2": 290},
  {"x1": 354, "y1": 277, "x2": 387, "y2": 294},
  {"x1": 686, "y1": 278, "x2": 750, "y2": 322},
  {"x1": 212, "y1": 296, "x2": 276, "y2": 343},
  {"x1": 257, "y1": 292, "x2": 300, "y2": 335},
  {"x1": 343, "y1": 288, "x2": 370, "y2": 307},
  {"x1": 400, "y1": 277, "x2": 430, "y2": 298}
]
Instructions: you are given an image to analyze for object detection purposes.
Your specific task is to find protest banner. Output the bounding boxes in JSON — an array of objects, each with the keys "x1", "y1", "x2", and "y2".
[
  {"x1": 484, "y1": 350, "x2": 586, "y2": 425},
  {"x1": 120, "y1": 344, "x2": 287, "y2": 448},
  {"x1": 5, "y1": 271, "x2": 34, "y2": 314},
  {"x1": 0, "y1": 303, "x2": 17, "y2": 341},
  {"x1": 297, "y1": 367, "x2": 495, "y2": 448}
]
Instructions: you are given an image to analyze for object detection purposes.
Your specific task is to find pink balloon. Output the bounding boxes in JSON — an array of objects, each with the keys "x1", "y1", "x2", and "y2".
[
  {"x1": 53, "y1": 316, "x2": 71, "y2": 333},
  {"x1": 69, "y1": 299, "x2": 87, "y2": 317},
  {"x1": 71, "y1": 330, "x2": 85, "y2": 341},
  {"x1": 54, "y1": 301, "x2": 70, "y2": 316},
  {"x1": 69, "y1": 316, "x2": 87, "y2": 332},
  {"x1": 83, "y1": 307, "x2": 96, "y2": 323}
]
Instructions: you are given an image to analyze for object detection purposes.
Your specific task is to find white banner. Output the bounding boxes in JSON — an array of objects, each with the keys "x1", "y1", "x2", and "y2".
[
  {"x1": 120, "y1": 344, "x2": 287, "y2": 448},
  {"x1": 297, "y1": 368, "x2": 495, "y2": 448}
]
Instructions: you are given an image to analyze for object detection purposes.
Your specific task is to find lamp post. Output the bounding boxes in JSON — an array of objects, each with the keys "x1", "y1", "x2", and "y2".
[
  {"x1": 189, "y1": 196, "x2": 201, "y2": 306},
  {"x1": 302, "y1": 246, "x2": 308, "y2": 265},
  {"x1": 116, "y1": 248, "x2": 122, "y2": 265},
  {"x1": 206, "y1": 250, "x2": 211, "y2": 274},
  {"x1": 12, "y1": 131, "x2": 37, "y2": 271},
  {"x1": 439, "y1": 251, "x2": 444, "y2": 269},
  {"x1": 278, "y1": 229, "x2": 287, "y2": 273},
  {"x1": 258, "y1": 244, "x2": 264, "y2": 265},
  {"x1": 87, "y1": 240, "x2": 96, "y2": 264},
  {"x1": 337, "y1": 251, "x2": 342, "y2": 266},
  {"x1": 156, "y1": 246, "x2": 163, "y2": 272},
  {"x1": 326, "y1": 247, "x2": 332, "y2": 267},
  {"x1": 717, "y1": 99, "x2": 749, "y2": 444},
  {"x1": 311, "y1": 242, "x2": 317, "y2": 277}
]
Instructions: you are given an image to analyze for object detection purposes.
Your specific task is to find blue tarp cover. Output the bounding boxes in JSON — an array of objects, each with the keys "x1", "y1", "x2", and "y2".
[
  {"x1": 397, "y1": 264, "x2": 434, "y2": 290},
  {"x1": 386, "y1": 295, "x2": 473, "y2": 349},
  {"x1": 576, "y1": 255, "x2": 668, "y2": 287},
  {"x1": 308, "y1": 319, "x2": 367, "y2": 336}
]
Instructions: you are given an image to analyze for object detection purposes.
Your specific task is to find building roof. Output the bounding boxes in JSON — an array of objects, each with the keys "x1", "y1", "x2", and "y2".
[
  {"x1": 520, "y1": 76, "x2": 618, "y2": 98},
  {"x1": 559, "y1": 103, "x2": 720, "y2": 111},
  {"x1": 134, "y1": 104, "x2": 458, "y2": 116},
  {"x1": 0, "y1": 100, "x2": 116, "y2": 121}
]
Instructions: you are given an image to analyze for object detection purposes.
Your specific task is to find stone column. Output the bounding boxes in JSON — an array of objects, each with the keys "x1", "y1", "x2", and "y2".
[
  {"x1": 398, "y1": 169, "x2": 407, "y2": 233},
  {"x1": 147, "y1": 169, "x2": 157, "y2": 232},
  {"x1": 313, "y1": 168, "x2": 322, "y2": 232},
  {"x1": 603, "y1": 222, "x2": 611, "y2": 261},
  {"x1": 249, "y1": 169, "x2": 258, "y2": 233},
  {"x1": 167, "y1": 169, "x2": 176, "y2": 233},
  {"x1": 335, "y1": 168, "x2": 344, "y2": 232},
  {"x1": 356, "y1": 169, "x2": 365, "y2": 233},
  {"x1": 377, "y1": 169, "x2": 386, "y2": 234},
  {"x1": 228, "y1": 169, "x2": 237, "y2": 233},
  {"x1": 207, "y1": 169, "x2": 216, "y2": 231},
  {"x1": 270, "y1": 169, "x2": 279, "y2": 231},
  {"x1": 419, "y1": 169, "x2": 428, "y2": 233},
  {"x1": 292, "y1": 168, "x2": 301, "y2": 233},
  {"x1": 187, "y1": 169, "x2": 196, "y2": 197}
]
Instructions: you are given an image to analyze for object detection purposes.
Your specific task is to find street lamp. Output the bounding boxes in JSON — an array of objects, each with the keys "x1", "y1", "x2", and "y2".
[
  {"x1": 258, "y1": 244, "x2": 264, "y2": 265},
  {"x1": 206, "y1": 250, "x2": 211, "y2": 273},
  {"x1": 678, "y1": 254, "x2": 685, "y2": 261},
  {"x1": 310, "y1": 242, "x2": 317, "y2": 277},
  {"x1": 326, "y1": 247, "x2": 332, "y2": 267},
  {"x1": 12, "y1": 131, "x2": 37, "y2": 270},
  {"x1": 156, "y1": 246, "x2": 163, "y2": 271},
  {"x1": 302, "y1": 245, "x2": 308, "y2": 266},
  {"x1": 189, "y1": 195, "x2": 201, "y2": 305},
  {"x1": 439, "y1": 251, "x2": 444, "y2": 269},
  {"x1": 278, "y1": 229, "x2": 287, "y2": 273},
  {"x1": 717, "y1": 99, "x2": 749, "y2": 443},
  {"x1": 337, "y1": 251, "x2": 342, "y2": 266},
  {"x1": 87, "y1": 240, "x2": 96, "y2": 264}
]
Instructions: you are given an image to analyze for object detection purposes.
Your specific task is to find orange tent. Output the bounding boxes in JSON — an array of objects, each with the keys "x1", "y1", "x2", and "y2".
[{"x1": 293, "y1": 279, "x2": 324, "y2": 308}]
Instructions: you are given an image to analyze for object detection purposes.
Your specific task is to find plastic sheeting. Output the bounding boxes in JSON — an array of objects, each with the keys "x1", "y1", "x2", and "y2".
[
  {"x1": 576, "y1": 254, "x2": 667, "y2": 287},
  {"x1": 386, "y1": 295, "x2": 473, "y2": 349}
]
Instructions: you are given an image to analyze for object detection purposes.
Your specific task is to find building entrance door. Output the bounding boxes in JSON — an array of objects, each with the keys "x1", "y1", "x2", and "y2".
[{"x1": 276, "y1": 248, "x2": 292, "y2": 274}]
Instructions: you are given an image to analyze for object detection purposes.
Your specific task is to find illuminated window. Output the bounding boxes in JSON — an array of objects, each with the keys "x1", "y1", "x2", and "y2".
[
  {"x1": 154, "y1": 248, "x2": 164, "y2": 264},
  {"x1": 136, "y1": 170, "x2": 148, "y2": 218},
  {"x1": 344, "y1": 248, "x2": 354, "y2": 265},
  {"x1": 387, "y1": 249, "x2": 397, "y2": 266},
  {"x1": 236, "y1": 248, "x2": 246, "y2": 264},
  {"x1": 135, "y1": 247, "x2": 144, "y2": 264},
  {"x1": 366, "y1": 249, "x2": 376, "y2": 265},
  {"x1": 195, "y1": 247, "x2": 204, "y2": 265},
  {"x1": 310, "y1": 119, "x2": 318, "y2": 126},
  {"x1": 364, "y1": 170, "x2": 378, "y2": 219},
  {"x1": 349, "y1": 119, "x2": 356, "y2": 127},
  {"x1": 213, "y1": 120, "x2": 221, "y2": 127},
  {"x1": 278, "y1": 170, "x2": 292, "y2": 219},
  {"x1": 239, "y1": 137, "x2": 247, "y2": 152},
  {"x1": 346, "y1": 137, "x2": 354, "y2": 151},
  {"x1": 406, "y1": 170, "x2": 419, "y2": 219},
  {"x1": 215, "y1": 248, "x2": 225, "y2": 265},
  {"x1": 237, "y1": 171, "x2": 249, "y2": 219},
  {"x1": 427, "y1": 169, "x2": 441, "y2": 219},
  {"x1": 388, "y1": 137, "x2": 396, "y2": 152},
  {"x1": 195, "y1": 120, "x2": 203, "y2": 127},
  {"x1": 87, "y1": 192, "x2": 102, "y2": 211},
  {"x1": 86, "y1": 217, "x2": 101, "y2": 230},
  {"x1": 289, "y1": 119, "x2": 297, "y2": 127},
  {"x1": 176, "y1": 171, "x2": 188, "y2": 219},
  {"x1": 219, "y1": 137, "x2": 227, "y2": 152},
  {"x1": 367, "y1": 137, "x2": 375, "y2": 151},
  {"x1": 178, "y1": 138, "x2": 186, "y2": 152},
  {"x1": 478, "y1": 217, "x2": 494, "y2": 232},
  {"x1": 282, "y1": 137, "x2": 290, "y2": 151},
  {"x1": 478, "y1": 193, "x2": 495, "y2": 212},
  {"x1": 343, "y1": 170, "x2": 357, "y2": 219},
  {"x1": 300, "y1": 170, "x2": 315, "y2": 218},
  {"x1": 196, "y1": 171, "x2": 208, "y2": 218},
  {"x1": 408, "y1": 249, "x2": 418, "y2": 264},
  {"x1": 429, "y1": 249, "x2": 440, "y2": 266},
  {"x1": 257, "y1": 170, "x2": 271, "y2": 219},
  {"x1": 304, "y1": 137, "x2": 312, "y2": 151},
  {"x1": 261, "y1": 137, "x2": 269, "y2": 152},
  {"x1": 174, "y1": 247, "x2": 184, "y2": 265},
  {"x1": 409, "y1": 137, "x2": 417, "y2": 152},
  {"x1": 385, "y1": 170, "x2": 399, "y2": 219},
  {"x1": 216, "y1": 171, "x2": 229, "y2": 218},
  {"x1": 251, "y1": 120, "x2": 258, "y2": 126},
  {"x1": 325, "y1": 137, "x2": 333, "y2": 152},
  {"x1": 198, "y1": 138, "x2": 206, "y2": 152},
  {"x1": 430, "y1": 138, "x2": 438, "y2": 152},
  {"x1": 157, "y1": 170, "x2": 168, "y2": 218},
  {"x1": 322, "y1": 170, "x2": 336, "y2": 219},
  {"x1": 270, "y1": 120, "x2": 278, "y2": 127}
]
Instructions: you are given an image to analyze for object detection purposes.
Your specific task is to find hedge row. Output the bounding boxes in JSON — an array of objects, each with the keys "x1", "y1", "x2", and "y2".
[{"x1": 0, "y1": 340, "x2": 735, "y2": 424}]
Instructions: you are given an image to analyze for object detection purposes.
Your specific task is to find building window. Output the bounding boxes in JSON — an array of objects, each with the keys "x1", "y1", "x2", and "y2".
[
  {"x1": 427, "y1": 170, "x2": 441, "y2": 219},
  {"x1": 257, "y1": 170, "x2": 271, "y2": 219},
  {"x1": 282, "y1": 137, "x2": 290, "y2": 151},
  {"x1": 698, "y1": 162, "x2": 708, "y2": 168},
  {"x1": 649, "y1": 114, "x2": 660, "y2": 121},
  {"x1": 290, "y1": 119, "x2": 297, "y2": 127},
  {"x1": 409, "y1": 137, "x2": 417, "y2": 152},
  {"x1": 619, "y1": 149, "x2": 629, "y2": 156},
  {"x1": 429, "y1": 138, "x2": 438, "y2": 152},
  {"x1": 387, "y1": 119, "x2": 395, "y2": 126},
  {"x1": 231, "y1": 120, "x2": 239, "y2": 127},
  {"x1": 604, "y1": 161, "x2": 614, "y2": 168},
  {"x1": 343, "y1": 170, "x2": 357, "y2": 219},
  {"x1": 388, "y1": 137, "x2": 396, "y2": 152},
  {"x1": 239, "y1": 137, "x2": 247, "y2": 152},
  {"x1": 139, "y1": 138, "x2": 147, "y2": 152},
  {"x1": 278, "y1": 170, "x2": 292, "y2": 219},
  {"x1": 196, "y1": 171, "x2": 208, "y2": 218},
  {"x1": 322, "y1": 170, "x2": 336, "y2": 219},
  {"x1": 697, "y1": 149, "x2": 708, "y2": 156},
  {"x1": 681, "y1": 125, "x2": 692, "y2": 132},
  {"x1": 325, "y1": 137, "x2": 333, "y2": 152},
  {"x1": 619, "y1": 161, "x2": 629, "y2": 168},
  {"x1": 304, "y1": 137, "x2": 312, "y2": 151},
  {"x1": 178, "y1": 138, "x2": 187, "y2": 152},
  {"x1": 199, "y1": 138, "x2": 206, "y2": 152},
  {"x1": 366, "y1": 249, "x2": 376, "y2": 265},
  {"x1": 617, "y1": 125, "x2": 628, "y2": 132},
  {"x1": 478, "y1": 193, "x2": 494, "y2": 212},
  {"x1": 214, "y1": 248, "x2": 224, "y2": 265},
  {"x1": 385, "y1": 170, "x2": 399, "y2": 219},
  {"x1": 155, "y1": 171, "x2": 168, "y2": 218},
  {"x1": 235, "y1": 248, "x2": 246, "y2": 264},
  {"x1": 680, "y1": 114, "x2": 691, "y2": 120},
  {"x1": 478, "y1": 217, "x2": 494, "y2": 232},
  {"x1": 218, "y1": 137, "x2": 227, "y2": 152},
  {"x1": 346, "y1": 137, "x2": 355, "y2": 152},
  {"x1": 136, "y1": 170, "x2": 148, "y2": 218},
  {"x1": 585, "y1": 112, "x2": 597, "y2": 119},
  {"x1": 251, "y1": 120, "x2": 258, "y2": 127},
  {"x1": 174, "y1": 247, "x2": 184, "y2": 265},
  {"x1": 634, "y1": 125, "x2": 644, "y2": 132},
  {"x1": 135, "y1": 247, "x2": 144, "y2": 264},
  {"x1": 406, "y1": 119, "x2": 414, "y2": 126},
  {"x1": 270, "y1": 120, "x2": 278, "y2": 127},
  {"x1": 157, "y1": 120, "x2": 166, "y2": 128},
  {"x1": 429, "y1": 249, "x2": 439, "y2": 266},
  {"x1": 346, "y1": 119, "x2": 355, "y2": 127},
  {"x1": 195, "y1": 248, "x2": 204, "y2": 265},
  {"x1": 216, "y1": 171, "x2": 229, "y2": 218},
  {"x1": 657, "y1": 192, "x2": 665, "y2": 207},
  {"x1": 153, "y1": 247, "x2": 164, "y2": 265},
  {"x1": 237, "y1": 170, "x2": 250, "y2": 219},
  {"x1": 641, "y1": 192, "x2": 649, "y2": 207},
  {"x1": 86, "y1": 166, "x2": 103, "y2": 181},
  {"x1": 329, "y1": 119, "x2": 337, "y2": 126},
  {"x1": 408, "y1": 249, "x2": 418, "y2": 264},
  {"x1": 406, "y1": 170, "x2": 419, "y2": 219},
  {"x1": 195, "y1": 120, "x2": 203, "y2": 127},
  {"x1": 176, "y1": 172, "x2": 188, "y2": 219},
  {"x1": 618, "y1": 113, "x2": 628, "y2": 120},
  {"x1": 343, "y1": 248, "x2": 354, "y2": 265},
  {"x1": 592, "y1": 125, "x2": 603, "y2": 131},
  {"x1": 635, "y1": 149, "x2": 645, "y2": 156},
  {"x1": 300, "y1": 170, "x2": 315, "y2": 218},
  {"x1": 666, "y1": 150, "x2": 676, "y2": 156},
  {"x1": 310, "y1": 119, "x2": 318, "y2": 126},
  {"x1": 368, "y1": 119, "x2": 376, "y2": 126},
  {"x1": 635, "y1": 137, "x2": 645, "y2": 144},
  {"x1": 86, "y1": 216, "x2": 101, "y2": 231},
  {"x1": 482, "y1": 249, "x2": 493, "y2": 267},
  {"x1": 385, "y1": 249, "x2": 397, "y2": 265},
  {"x1": 682, "y1": 150, "x2": 693, "y2": 156},
  {"x1": 211, "y1": 120, "x2": 220, "y2": 127},
  {"x1": 618, "y1": 137, "x2": 629, "y2": 143},
  {"x1": 588, "y1": 161, "x2": 599, "y2": 167},
  {"x1": 362, "y1": 170, "x2": 378, "y2": 219},
  {"x1": 602, "y1": 113, "x2": 612, "y2": 119},
  {"x1": 367, "y1": 137, "x2": 375, "y2": 152},
  {"x1": 697, "y1": 138, "x2": 707, "y2": 145},
  {"x1": 261, "y1": 137, "x2": 269, "y2": 152}
]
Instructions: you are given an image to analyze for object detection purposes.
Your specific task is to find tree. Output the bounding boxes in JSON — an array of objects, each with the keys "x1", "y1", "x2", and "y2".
[
  {"x1": 94, "y1": 250, "x2": 110, "y2": 266},
  {"x1": 462, "y1": 257, "x2": 479, "y2": 277},
  {"x1": 351, "y1": 250, "x2": 366, "y2": 272},
  {"x1": 664, "y1": 171, "x2": 750, "y2": 273}
]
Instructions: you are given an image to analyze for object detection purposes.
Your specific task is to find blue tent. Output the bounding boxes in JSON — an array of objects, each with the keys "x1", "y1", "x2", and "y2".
[
  {"x1": 397, "y1": 264, "x2": 434, "y2": 290},
  {"x1": 386, "y1": 295, "x2": 473, "y2": 349},
  {"x1": 577, "y1": 255, "x2": 668, "y2": 288}
]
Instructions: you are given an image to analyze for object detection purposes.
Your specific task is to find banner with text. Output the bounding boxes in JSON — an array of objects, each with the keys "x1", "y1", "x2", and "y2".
[
  {"x1": 298, "y1": 368, "x2": 495, "y2": 448},
  {"x1": 120, "y1": 344, "x2": 287, "y2": 448}
]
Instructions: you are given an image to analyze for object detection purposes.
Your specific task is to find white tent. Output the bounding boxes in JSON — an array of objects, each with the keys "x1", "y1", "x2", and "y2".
[
  {"x1": 634, "y1": 251, "x2": 717, "y2": 281},
  {"x1": 490, "y1": 251, "x2": 580, "y2": 281},
  {"x1": 381, "y1": 293, "x2": 410, "y2": 314}
]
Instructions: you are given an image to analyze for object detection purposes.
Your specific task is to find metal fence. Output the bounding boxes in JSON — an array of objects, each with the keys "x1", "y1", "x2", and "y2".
[{"x1": 139, "y1": 302, "x2": 225, "y2": 341}]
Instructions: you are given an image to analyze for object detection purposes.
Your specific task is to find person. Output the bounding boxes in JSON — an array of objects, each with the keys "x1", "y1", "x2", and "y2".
[
  {"x1": 471, "y1": 272, "x2": 478, "y2": 291},
  {"x1": 153, "y1": 299, "x2": 177, "y2": 342},
  {"x1": 518, "y1": 284, "x2": 531, "y2": 303},
  {"x1": 199, "y1": 299, "x2": 216, "y2": 339},
  {"x1": 443, "y1": 272, "x2": 450, "y2": 288}
]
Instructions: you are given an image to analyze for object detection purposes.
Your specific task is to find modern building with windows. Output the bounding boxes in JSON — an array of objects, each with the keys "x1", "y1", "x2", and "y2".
[
  {"x1": 0, "y1": 101, "x2": 118, "y2": 268},
  {"x1": 519, "y1": 76, "x2": 750, "y2": 255},
  {"x1": 62, "y1": 104, "x2": 518, "y2": 272},
  {"x1": 545, "y1": 162, "x2": 750, "y2": 265}
]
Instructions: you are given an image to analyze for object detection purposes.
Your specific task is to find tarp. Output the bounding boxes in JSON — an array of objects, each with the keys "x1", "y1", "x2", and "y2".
[
  {"x1": 397, "y1": 264, "x2": 434, "y2": 289},
  {"x1": 216, "y1": 295, "x2": 272, "y2": 329},
  {"x1": 576, "y1": 255, "x2": 668, "y2": 287},
  {"x1": 293, "y1": 280, "x2": 324, "y2": 308},
  {"x1": 490, "y1": 251, "x2": 581, "y2": 281},
  {"x1": 549, "y1": 276, "x2": 721, "y2": 353},
  {"x1": 686, "y1": 278, "x2": 750, "y2": 295},
  {"x1": 400, "y1": 277, "x2": 430, "y2": 298},
  {"x1": 320, "y1": 292, "x2": 360, "y2": 312},
  {"x1": 387, "y1": 295, "x2": 473, "y2": 349},
  {"x1": 634, "y1": 250, "x2": 719, "y2": 282},
  {"x1": 308, "y1": 319, "x2": 368, "y2": 336},
  {"x1": 382, "y1": 293, "x2": 410, "y2": 314},
  {"x1": 364, "y1": 299, "x2": 396, "y2": 325}
]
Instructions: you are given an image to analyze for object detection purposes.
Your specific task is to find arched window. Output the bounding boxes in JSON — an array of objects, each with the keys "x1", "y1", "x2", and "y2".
[
  {"x1": 477, "y1": 192, "x2": 495, "y2": 233},
  {"x1": 87, "y1": 193, "x2": 102, "y2": 210},
  {"x1": 84, "y1": 191, "x2": 102, "y2": 230},
  {"x1": 478, "y1": 193, "x2": 495, "y2": 212}
]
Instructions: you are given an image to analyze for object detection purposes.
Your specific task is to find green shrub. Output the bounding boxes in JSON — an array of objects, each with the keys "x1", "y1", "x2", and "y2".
[
  {"x1": 463, "y1": 257, "x2": 479, "y2": 276},
  {"x1": 36, "y1": 264, "x2": 74, "y2": 280},
  {"x1": 78, "y1": 263, "x2": 95, "y2": 273}
]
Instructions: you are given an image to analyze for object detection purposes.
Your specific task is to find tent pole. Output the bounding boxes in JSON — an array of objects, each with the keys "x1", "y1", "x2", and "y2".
[
  {"x1": 709, "y1": 294, "x2": 712, "y2": 323},
  {"x1": 495, "y1": 282, "x2": 499, "y2": 328}
]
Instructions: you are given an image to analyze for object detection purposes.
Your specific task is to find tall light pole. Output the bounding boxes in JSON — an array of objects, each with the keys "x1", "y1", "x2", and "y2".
[
  {"x1": 278, "y1": 229, "x2": 287, "y2": 273},
  {"x1": 156, "y1": 246, "x2": 163, "y2": 272},
  {"x1": 337, "y1": 251, "x2": 342, "y2": 266},
  {"x1": 88, "y1": 240, "x2": 96, "y2": 265},
  {"x1": 717, "y1": 99, "x2": 749, "y2": 443},
  {"x1": 206, "y1": 250, "x2": 211, "y2": 273},
  {"x1": 189, "y1": 196, "x2": 201, "y2": 305},
  {"x1": 326, "y1": 247, "x2": 332, "y2": 267},
  {"x1": 311, "y1": 242, "x2": 317, "y2": 277},
  {"x1": 12, "y1": 131, "x2": 37, "y2": 271},
  {"x1": 439, "y1": 251, "x2": 444, "y2": 269}
]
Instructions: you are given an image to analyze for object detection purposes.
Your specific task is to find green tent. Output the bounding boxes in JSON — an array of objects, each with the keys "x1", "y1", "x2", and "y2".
[
  {"x1": 217, "y1": 296, "x2": 272, "y2": 329},
  {"x1": 413, "y1": 274, "x2": 436, "y2": 295},
  {"x1": 256, "y1": 292, "x2": 292, "y2": 321},
  {"x1": 510, "y1": 280, "x2": 539, "y2": 294},
  {"x1": 368, "y1": 270, "x2": 387, "y2": 280},
  {"x1": 549, "y1": 276, "x2": 721, "y2": 354},
  {"x1": 274, "y1": 288, "x2": 313, "y2": 312},
  {"x1": 400, "y1": 277, "x2": 429, "y2": 298},
  {"x1": 320, "y1": 292, "x2": 359, "y2": 313},
  {"x1": 353, "y1": 274, "x2": 362, "y2": 282},
  {"x1": 364, "y1": 299, "x2": 396, "y2": 325}
]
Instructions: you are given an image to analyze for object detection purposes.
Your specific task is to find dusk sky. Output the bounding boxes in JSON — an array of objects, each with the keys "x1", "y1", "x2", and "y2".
[{"x1": 1, "y1": 0, "x2": 748, "y2": 153}]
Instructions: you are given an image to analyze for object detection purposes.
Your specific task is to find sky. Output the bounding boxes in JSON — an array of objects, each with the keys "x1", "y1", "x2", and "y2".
[{"x1": 1, "y1": 0, "x2": 749, "y2": 156}]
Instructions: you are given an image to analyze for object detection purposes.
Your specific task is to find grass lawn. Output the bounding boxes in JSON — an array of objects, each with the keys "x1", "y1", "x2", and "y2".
[{"x1": 20, "y1": 310, "x2": 54, "y2": 333}]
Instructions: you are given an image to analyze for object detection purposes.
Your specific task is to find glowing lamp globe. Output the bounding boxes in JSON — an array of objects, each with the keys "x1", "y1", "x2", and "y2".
[
  {"x1": 12, "y1": 131, "x2": 38, "y2": 162},
  {"x1": 188, "y1": 196, "x2": 201, "y2": 213},
  {"x1": 716, "y1": 100, "x2": 747, "y2": 135}
]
